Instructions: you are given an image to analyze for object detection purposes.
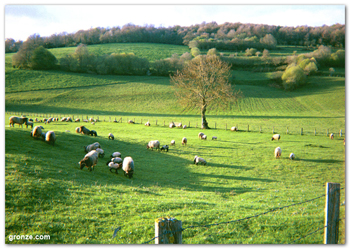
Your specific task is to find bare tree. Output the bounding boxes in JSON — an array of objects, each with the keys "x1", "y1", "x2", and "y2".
[{"x1": 170, "y1": 55, "x2": 242, "y2": 129}]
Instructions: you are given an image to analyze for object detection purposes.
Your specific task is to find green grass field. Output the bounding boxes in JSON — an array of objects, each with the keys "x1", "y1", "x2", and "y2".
[{"x1": 5, "y1": 43, "x2": 346, "y2": 244}]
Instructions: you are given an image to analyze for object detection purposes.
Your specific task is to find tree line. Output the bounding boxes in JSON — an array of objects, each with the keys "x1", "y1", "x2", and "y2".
[{"x1": 5, "y1": 22, "x2": 345, "y2": 53}]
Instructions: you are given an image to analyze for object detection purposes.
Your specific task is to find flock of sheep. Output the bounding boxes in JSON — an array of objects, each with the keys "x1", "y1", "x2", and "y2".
[{"x1": 9, "y1": 115, "x2": 344, "y2": 179}]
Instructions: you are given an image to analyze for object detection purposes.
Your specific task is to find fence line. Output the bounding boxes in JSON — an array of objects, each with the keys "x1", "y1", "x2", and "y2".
[{"x1": 5, "y1": 111, "x2": 345, "y2": 137}]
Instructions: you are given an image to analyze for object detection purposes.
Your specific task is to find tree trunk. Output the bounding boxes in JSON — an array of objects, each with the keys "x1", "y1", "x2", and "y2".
[{"x1": 201, "y1": 104, "x2": 210, "y2": 129}]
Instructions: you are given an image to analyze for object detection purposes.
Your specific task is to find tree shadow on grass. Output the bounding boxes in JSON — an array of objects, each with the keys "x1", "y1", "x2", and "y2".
[{"x1": 294, "y1": 158, "x2": 344, "y2": 164}]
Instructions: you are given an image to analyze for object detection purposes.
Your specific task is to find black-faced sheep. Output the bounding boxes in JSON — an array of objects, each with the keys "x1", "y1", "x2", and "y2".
[
  {"x1": 194, "y1": 155, "x2": 207, "y2": 165},
  {"x1": 271, "y1": 134, "x2": 281, "y2": 141},
  {"x1": 182, "y1": 137, "x2": 187, "y2": 145},
  {"x1": 201, "y1": 135, "x2": 207, "y2": 140},
  {"x1": 330, "y1": 133, "x2": 334, "y2": 140},
  {"x1": 108, "y1": 133, "x2": 114, "y2": 140},
  {"x1": 122, "y1": 157, "x2": 134, "y2": 178},
  {"x1": 9, "y1": 116, "x2": 28, "y2": 128},
  {"x1": 75, "y1": 118, "x2": 80, "y2": 122},
  {"x1": 289, "y1": 153, "x2": 295, "y2": 160},
  {"x1": 169, "y1": 122, "x2": 175, "y2": 128},
  {"x1": 75, "y1": 127, "x2": 81, "y2": 133},
  {"x1": 61, "y1": 117, "x2": 67, "y2": 122},
  {"x1": 111, "y1": 152, "x2": 121, "y2": 158},
  {"x1": 145, "y1": 121, "x2": 150, "y2": 126},
  {"x1": 89, "y1": 130, "x2": 97, "y2": 136},
  {"x1": 128, "y1": 120, "x2": 135, "y2": 124},
  {"x1": 108, "y1": 162, "x2": 122, "y2": 174},
  {"x1": 79, "y1": 150, "x2": 99, "y2": 171},
  {"x1": 212, "y1": 136, "x2": 217, "y2": 140},
  {"x1": 66, "y1": 117, "x2": 72, "y2": 122},
  {"x1": 147, "y1": 140, "x2": 160, "y2": 151},
  {"x1": 230, "y1": 126, "x2": 238, "y2": 132},
  {"x1": 160, "y1": 145, "x2": 169, "y2": 152},
  {"x1": 275, "y1": 147, "x2": 282, "y2": 159},
  {"x1": 198, "y1": 132, "x2": 204, "y2": 139},
  {"x1": 45, "y1": 131, "x2": 56, "y2": 146}
]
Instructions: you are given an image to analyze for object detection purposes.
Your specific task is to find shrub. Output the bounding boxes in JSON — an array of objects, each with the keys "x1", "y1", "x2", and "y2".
[
  {"x1": 30, "y1": 46, "x2": 58, "y2": 70},
  {"x1": 281, "y1": 64, "x2": 307, "y2": 91}
]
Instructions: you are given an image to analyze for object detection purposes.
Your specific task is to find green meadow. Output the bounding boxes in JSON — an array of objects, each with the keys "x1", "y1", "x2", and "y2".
[{"x1": 5, "y1": 43, "x2": 345, "y2": 244}]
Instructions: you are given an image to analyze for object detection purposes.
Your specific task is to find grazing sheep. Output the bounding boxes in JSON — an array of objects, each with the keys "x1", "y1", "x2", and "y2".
[
  {"x1": 111, "y1": 152, "x2": 121, "y2": 158},
  {"x1": 108, "y1": 133, "x2": 114, "y2": 140},
  {"x1": 75, "y1": 127, "x2": 81, "y2": 133},
  {"x1": 147, "y1": 140, "x2": 160, "y2": 151},
  {"x1": 182, "y1": 137, "x2": 187, "y2": 146},
  {"x1": 182, "y1": 125, "x2": 187, "y2": 129},
  {"x1": 271, "y1": 134, "x2": 281, "y2": 141},
  {"x1": 122, "y1": 157, "x2": 134, "y2": 178},
  {"x1": 160, "y1": 145, "x2": 169, "y2": 152},
  {"x1": 40, "y1": 132, "x2": 46, "y2": 140},
  {"x1": 274, "y1": 147, "x2": 282, "y2": 159},
  {"x1": 289, "y1": 153, "x2": 295, "y2": 160},
  {"x1": 230, "y1": 126, "x2": 238, "y2": 131},
  {"x1": 106, "y1": 157, "x2": 123, "y2": 167},
  {"x1": 128, "y1": 120, "x2": 135, "y2": 124},
  {"x1": 201, "y1": 135, "x2": 207, "y2": 140},
  {"x1": 29, "y1": 118, "x2": 33, "y2": 122},
  {"x1": 25, "y1": 121, "x2": 34, "y2": 129},
  {"x1": 170, "y1": 140, "x2": 175, "y2": 146},
  {"x1": 61, "y1": 117, "x2": 67, "y2": 122},
  {"x1": 84, "y1": 142, "x2": 101, "y2": 153},
  {"x1": 79, "y1": 150, "x2": 99, "y2": 171},
  {"x1": 198, "y1": 132, "x2": 204, "y2": 139},
  {"x1": 95, "y1": 148, "x2": 105, "y2": 158},
  {"x1": 31, "y1": 126, "x2": 42, "y2": 138},
  {"x1": 145, "y1": 121, "x2": 150, "y2": 126},
  {"x1": 9, "y1": 116, "x2": 28, "y2": 128},
  {"x1": 80, "y1": 126, "x2": 90, "y2": 135},
  {"x1": 75, "y1": 118, "x2": 80, "y2": 122},
  {"x1": 169, "y1": 122, "x2": 175, "y2": 128},
  {"x1": 66, "y1": 117, "x2": 72, "y2": 122},
  {"x1": 45, "y1": 131, "x2": 56, "y2": 146},
  {"x1": 35, "y1": 118, "x2": 40, "y2": 122},
  {"x1": 330, "y1": 133, "x2": 334, "y2": 140},
  {"x1": 212, "y1": 136, "x2": 217, "y2": 140},
  {"x1": 90, "y1": 130, "x2": 97, "y2": 136},
  {"x1": 176, "y1": 122, "x2": 182, "y2": 128},
  {"x1": 91, "y1": 122, "x2": 95, "y2": 125},
  {"x1": 108, "y1": 161, "x2": 122, "y2": 174},
  {"x1": 194, "y1": 155, "x2": 207, "y2": 165}
]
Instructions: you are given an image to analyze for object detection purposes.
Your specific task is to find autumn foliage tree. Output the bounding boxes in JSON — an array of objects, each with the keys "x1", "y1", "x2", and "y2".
[{"x1": 170, "y1": 55, "x2": 242, "y2": 129}]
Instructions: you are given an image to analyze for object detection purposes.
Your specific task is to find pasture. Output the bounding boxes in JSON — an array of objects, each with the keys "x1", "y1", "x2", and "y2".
[{"x1": 5, "y1": 43, "x2": 345, "y2": 244}]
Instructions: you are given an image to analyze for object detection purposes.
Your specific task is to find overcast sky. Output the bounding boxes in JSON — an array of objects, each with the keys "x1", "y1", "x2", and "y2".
[{"x1": 3, "y1": 1, "x2": 346, "y2": 42}]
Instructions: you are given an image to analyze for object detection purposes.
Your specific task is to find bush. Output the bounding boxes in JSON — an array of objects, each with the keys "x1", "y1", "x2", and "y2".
[
  {"x1": 30, "y1": 46, "x2": 58, "y2": 70},
  {"x1": 281, "y1": 64, "x2": 307, "y2": 91}
]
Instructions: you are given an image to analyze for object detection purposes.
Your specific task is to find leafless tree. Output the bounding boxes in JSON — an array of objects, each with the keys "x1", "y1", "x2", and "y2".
[{"x1": 170, "y1": 55, "x2": 242, "y2": 129}]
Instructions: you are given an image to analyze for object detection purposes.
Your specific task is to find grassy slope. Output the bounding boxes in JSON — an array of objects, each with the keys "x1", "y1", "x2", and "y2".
[{"x1": 5, "y1": 43, "x2": 346, "y2": 244}]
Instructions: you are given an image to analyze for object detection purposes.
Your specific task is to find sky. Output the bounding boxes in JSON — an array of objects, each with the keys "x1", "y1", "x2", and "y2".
[{"x1": 3, "y1": 0, "x2": 346, "y2": 42}]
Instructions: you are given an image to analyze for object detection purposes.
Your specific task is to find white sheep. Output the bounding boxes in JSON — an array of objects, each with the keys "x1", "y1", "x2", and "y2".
[
  {"x1": 122, "y1": 156, "x2": 134, "y2": 178},
  {"x1": 111, "y1": 152, "x2": 121, "y2": 158},
  {"x1": 194, "y1": 155, "x2": 207, "y2": 165},
  {"x1": 45, "y1": 131, "x2": 56, "y2": 146},
  {"x1": 95, "y1": 148, "x2": 105, "y2": 158},
  {"x1": 108, "y1": 133, "x2": 114, "y2": 140},
  {"x1": 108, "y1": 162, "x2": 122, "y2": 173},
  {"x1": 75, "y1": 118, "x2": 80, "y2": 122},
  {"x1": 169, "y1": 122, "x2": 175, "y2": 128},
  {"x1": 31, "y1": 126, "x2": 42, "y2": 138},
  {"x1": 25, "y1": 121, "x2": 34, "y2": 129},
  {"x1": 147, "y1": 140, "x2": 160, "y2": 151},
  {"x1": 198, "y1": 132, "x2": 204, "y2": 139},
  {"x1": 274, "y1": 147, "x2": 282, "y2": 159},
  {"x1": 170, "y1": 140, "x2": 175, "y2": 146},
  {"x1": 330, "y1": 133, "x2": 334, "y2": 140},
  {"x1": 271, "y1": 134, "x2": 281, "y2": 141},
  {"x1": 182, "y1": 137, "x2": 187, "y2": 145},
  {"x1": 176, "y1": 122, "x2": 182, "y2": 128},
  {"x1": 145, "y1": 121, "x2": 150, "y2": 126},
  {"x1": 84, "y1": 142, "x2": 101, "y2": 153},
  {"x1": 289, "y1": 153, "x2": 295, "y2": 160},
  {"x1": 128, "y1": 120, "x2": 135, "y2": 124},
  {"x1": 201, "y1": 135, "x2": 207, "y2": 140},
  {"x1": 230, "y1": 126, "x2": 238, "y2": 132},
  {"x1": 182, "y1": 125, "x2": 187, "y2": 129}
]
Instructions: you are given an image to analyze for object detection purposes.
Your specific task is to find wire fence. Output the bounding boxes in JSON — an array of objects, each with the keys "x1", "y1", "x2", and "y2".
[
  {"x1": 5, "y1": 111, "x2": 345, "y2": 138},
  {"x1": 141, "y1": 187, "x2": 345, "y2": 244}
]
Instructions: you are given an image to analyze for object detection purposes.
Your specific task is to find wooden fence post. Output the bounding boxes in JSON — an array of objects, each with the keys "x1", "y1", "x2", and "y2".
[
  {"x1": 259, "y1": 126, "x2": 262, "y2": 133},
  {"x1": 155, "y1": 217, "x2": 182, "y2": 244},
  {"x1": 272, "y1": 126, "x2": 274, "y2": 134},
  {"x1": 324, "y1": 182, "x2": 340, "y2": 244},
  {"x1": 339, "y1": 129, "x2": 342, "y2": 137},
  {"x1": 327, "y1": 129, "x2": 329, "y2": 137},
  {"x1": 300, "y1": 128, "x2": 303, "y2": 135},
  {"x1": 315, "y1": 128, "x2": 317, "y2": 136}
]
